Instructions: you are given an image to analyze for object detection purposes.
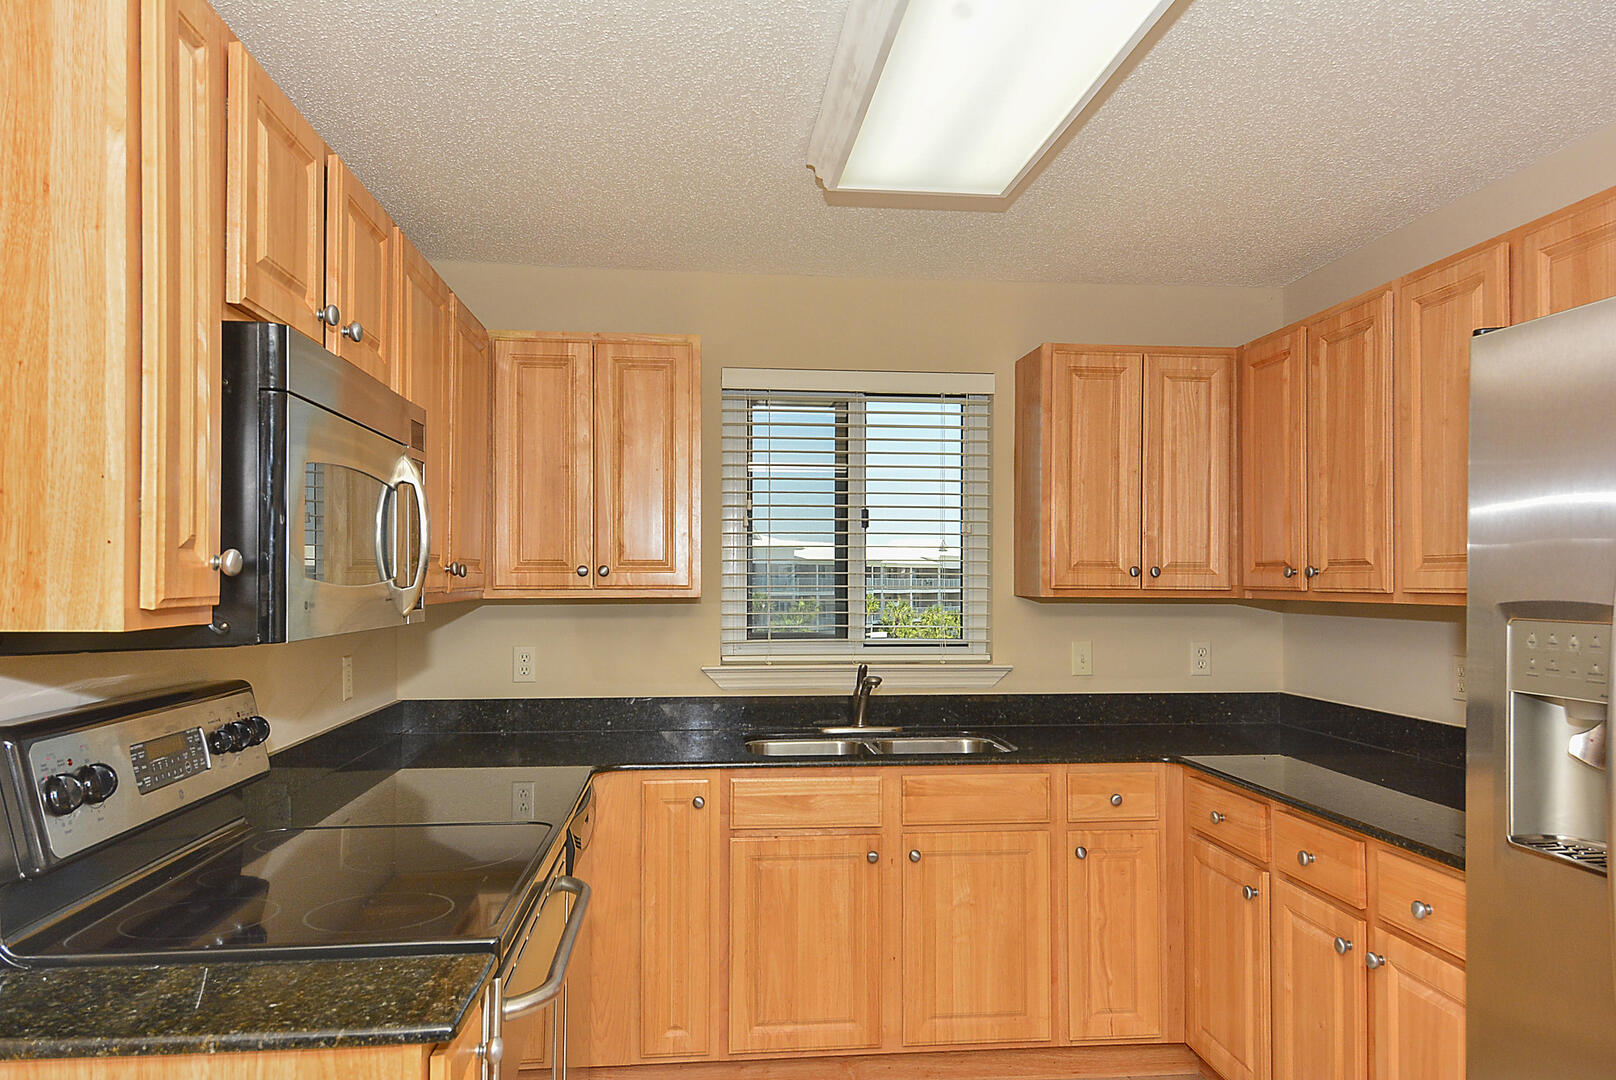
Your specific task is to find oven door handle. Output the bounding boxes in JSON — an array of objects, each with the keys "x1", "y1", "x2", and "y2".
[
  {"x1": 385, "y1": 453, "x2": 431, "y2": 617},
  {"x1": 502, "y1": 875, "x2": 590, "y2": 1020}
]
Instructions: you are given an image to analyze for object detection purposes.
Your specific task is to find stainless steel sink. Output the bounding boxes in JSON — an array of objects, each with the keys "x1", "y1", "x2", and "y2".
[
  {"x1": 865, "y1": 735, "x2": 1016, "y2": 755},
  {"x1": 744, "y1": 737, "x2": 867, "y2": 757}
]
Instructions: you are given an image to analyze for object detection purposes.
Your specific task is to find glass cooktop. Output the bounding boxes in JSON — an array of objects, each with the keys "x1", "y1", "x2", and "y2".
[{"x1": 14, "y1": 822, "x2": 557, "y2": 963}]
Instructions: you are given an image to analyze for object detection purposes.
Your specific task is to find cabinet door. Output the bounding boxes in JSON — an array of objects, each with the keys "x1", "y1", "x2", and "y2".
[
  {"x1": 1187, "y1": 837, "x2": 1271, "y2": 1080},
  {"x1": 1142, "y1": 351, "x2": 1235, "y2": 590},
  {"x1": 1066, "y1": 829, "x2": 1163, "y2": 1040},
  {"x1": 225, "y1": 41, "x2": 326, "y2": 336},
  {"x1": 639, "y1": 777, "x2": 716, "y2": 1059},
  {"x1": 139, "y1": 0, "x2": 228, "y2": 616},
  {"x1": 1305, "y1": 290, "x2": 1395, "y2": 594},
  {"x1": 489, "y1": 337, "x2": 594, "y2": 590},
  {"x1": 1239, "y1": 328, "x2": 1308, "y2": 591},
  {"x1": 1048, "y1": 349, "x2": 1144, "y2": 589},
  {"x1": 592, "y1": 339, "x2": 700, "y2": 591},
  {"x1": 902, "y1": 829, "x2": 1053, "y2": 1046},
  {"x1": 1271, "y1": 880, "x2": 1367, "y2": 1080},
  {"x1": 446, "y1": 299, "x2": 491, "y2": 594},
  {"x1": 1395, "y1": 244, "x2": 1509, "y2": 596},
  {"x1": 1516, "y1": 189, "x2": 1616, "y2": 320},
  {"x1": 1369, "y1": 930, "x2": 1464, "y2": 1080},
  {"x1": 325, "y1": 156, "x2": 397, "y2": 388},
  {"x1": 394, "y1": 233, "x2": 452, "y2": 596},
  {"x1": 729, "y1": 834, "x2": 885, "y2": 1054}
]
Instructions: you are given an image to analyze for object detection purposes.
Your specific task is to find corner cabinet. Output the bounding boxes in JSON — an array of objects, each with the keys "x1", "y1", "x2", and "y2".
[
  {"x1": 488, "y1": 333, "x2": 700, "y2": 598},
  {"x1": 1014, "y1": 344, "x2": 1236, "y2": 597}
]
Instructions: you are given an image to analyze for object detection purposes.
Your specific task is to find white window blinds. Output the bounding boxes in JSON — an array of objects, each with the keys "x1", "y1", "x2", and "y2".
[{"x1": 721, "y1": 383, "x2": 991, "y2": 661}]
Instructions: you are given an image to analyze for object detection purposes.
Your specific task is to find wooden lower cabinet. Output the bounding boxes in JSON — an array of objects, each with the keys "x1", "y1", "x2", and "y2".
[
  {"x1": 1369, "y1": 930, "x2": 1465, "y2": 1080},
  {"x1": 901, "y1": 828, "x2": 1054, "y2": 1047},
  {"x1": 638, "y1": 776, "x2": 717, "y2": 1059},
  {"x1": 728, "y1": 833, "x2": 885, "y2": 1053},
  {"x1": 1066, "y1": 828, "x2": 1164, "y2": 1041},
  {"x1": 1187, "y1": 837, "x2": 1272, "y2": 1080},
  {"x1": 1270, "y1": 880, "x2": 1367, "y2": 1080}
]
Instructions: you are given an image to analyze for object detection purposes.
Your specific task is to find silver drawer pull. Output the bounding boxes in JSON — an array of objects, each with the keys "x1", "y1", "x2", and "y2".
[
  {"x1": 1209, "y1": 811, "x2": 1226, "y2": 824},
  {"x1": 1334, "y1": 936, "x2": 1353, "y2": 955},
  {"x1": 1110, "y1": 793, "x2": 1123, "y2": 807},
  {"x1": 1411, "y1": 900, "x2": 1435, "y2": 920},
  {"x1": 502, "y1": 876, "x2": 590, "y2": 1019},
  {"x1": 1297, "y1": 850, "x2": 1316, "y2": 867}
]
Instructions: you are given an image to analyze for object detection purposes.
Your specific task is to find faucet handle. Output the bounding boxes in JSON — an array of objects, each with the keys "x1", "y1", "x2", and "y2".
[
  {"x1": 865, "y1": 674, "x2": 883, "y2": 689},
  {"x1": 855, "y1": 663, "x2": 869, "y2": 689}
]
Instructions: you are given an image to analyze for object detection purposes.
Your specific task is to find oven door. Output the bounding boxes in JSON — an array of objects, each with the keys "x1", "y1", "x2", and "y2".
[
  {"x1": 287, "y1": 393, "x2": 429, "y2": 640},
  {"x1": 491, "y1": 863, "x2": 592, "y2": 1080}
]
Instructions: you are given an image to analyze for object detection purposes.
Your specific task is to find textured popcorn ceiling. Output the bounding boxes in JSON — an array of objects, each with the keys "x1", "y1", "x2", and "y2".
[{"x1": 212, "y1": 0, "x2": 1616, "y2": 286}]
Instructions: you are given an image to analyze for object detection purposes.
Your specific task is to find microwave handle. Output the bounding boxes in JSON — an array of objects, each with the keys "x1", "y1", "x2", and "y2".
[
  {"x1": 372, "y1": 485, "x2": 396, "y2": 583},
  {"x1": 388, "y1": 454, "x2": 431, "y2": 616}
]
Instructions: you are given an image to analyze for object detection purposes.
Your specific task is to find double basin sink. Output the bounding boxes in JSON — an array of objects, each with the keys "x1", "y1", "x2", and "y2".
[{"x1": 745, "y1": 733, "x2": 1016, "y2": 757}]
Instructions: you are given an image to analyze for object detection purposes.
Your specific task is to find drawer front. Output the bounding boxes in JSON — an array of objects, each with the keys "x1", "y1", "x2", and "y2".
[
  {"x1": 900, "y1": 771, "x2": 1052, "y2": 826},
  {"x1": 729, "y1": 775, "x2": 883, "y2": 829},
  {"x1": 1066, "y1": 764, "x2": 1162, "y2": 822},
  {"x1": 1273, "y1": 809, "x2": 1368, "y2": 908},
  {"x1": 1185, "y1": 773, "x2": 1270, "y2": 862},
  {"x1": 1374, "y1": 848, "x2": 1466, "y2": 959}
]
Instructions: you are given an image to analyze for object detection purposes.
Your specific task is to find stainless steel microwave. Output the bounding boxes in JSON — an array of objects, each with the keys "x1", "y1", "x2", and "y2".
[{"x1": 0, "y1": 324, "x2": 430, "y2": 653}]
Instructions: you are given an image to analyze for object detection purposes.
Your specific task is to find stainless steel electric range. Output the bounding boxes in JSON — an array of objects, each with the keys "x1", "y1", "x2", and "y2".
[{"x1": 0, "y1": 682, "x2": 591, "y2": 1078}]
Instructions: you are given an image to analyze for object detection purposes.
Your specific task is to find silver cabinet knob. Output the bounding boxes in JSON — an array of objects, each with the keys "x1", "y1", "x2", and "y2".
[
  {"x1": 1129, "y1": 565, "x2": 1141, "y2": 577},
  {"x1": 909, "y1": 849, "x2": 921, "y2": 863},
  {"x1": 1411, "y1": 900, "x2": 1434, "y2": 920},
  {"x1": 576, "y1": 564, "x2": 589, "y2": 577},
  {"x1": 443, "y1": 561, "x2": 458, "y2": 574},
  {"x1": 1149, "y1": 566, "x2": 1161, "y2": 578},
  {"x1": 1297, "y1": 850, "x2": 1316, "y2": 867},
  {"x1": 1365, "y1": 952, "x2": 1386, "y2": 970},
  {"x1": 1242, "y1": 885, "x2": 1259, "y2": 900},
  {"x1": 315, "y1": 303, "x2": 341, "y2": 327},
  {"x1": 210, "y1": 549, "x2": 244, "y2": 577},
  {"x1": 1283, "y1": 565, "x2": 1298, "y2": 578},
  {"x1": 1305, "y1": 565, "x2": 1320, "y2": 578},
  {"x1": 1074, "y1": 846, "x2": 1088, "y2": 860},
  {"x1": 341, "y1": 321, "x2": 364, "y2": 342},
  {"x1": 597, "y1": 564, "x2": 610, "y2": 577},
  {"x1": 691, "y1": 796, "x2": 705, "y2": 809},
  {"x1": 1109, "y1": 793, "x2": 1123, "y2": 807},
  {"x1": 867, "y1": 850, "x2": 879, "y2": 864},
  {"x1": 458, "y1": 563, "x2": 469, "y2": 577},
  {"x1": 1209, "y1": 810, "x2": 1226, "y2": 824},
  {"x1": 1334, "y1": 937, "x2": 1354, "y2": 955}
]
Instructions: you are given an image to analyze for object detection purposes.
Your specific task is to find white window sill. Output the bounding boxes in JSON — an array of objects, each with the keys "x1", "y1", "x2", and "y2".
[{"x1": 701, "y1": 664, "x2": 1012, "y2": 692}]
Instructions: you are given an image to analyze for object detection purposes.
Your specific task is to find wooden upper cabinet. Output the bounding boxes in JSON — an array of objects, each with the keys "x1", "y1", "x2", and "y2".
[
  {"x1": 325, "y1": 156, "x2": 397, "y2": 388},
  {"x1": 1270, "y1": 880, "x2": 1367, "y2": 1080},
  {"x1": 1515, "y1": 187, "x2": 1616, "y2": 320},
  {"x1": 446, "y1": 299, "x2": 491, "y2": 595},
  {"x1": 1142, "y1": 350, "x2": 1236, "y2": 590},
  {"x1": 1304, "y1": 289, "x2": 1395, "y2": 594},
  {"x1": 639, "y1": 777, "x2": 716, "y2": 1059},
  {"x1": 139, "y1": 0, "x2": 229, "y2": 615},
  {"x1": 225, "y1": 41, "x2": 326, "y2": 337},
  {"x1": 1395, "y1": 243, "x2": 1509, "y2": 597},
  {"x1": 728, "y1": 834, "x2": 885, "y2": 1054},
  {"x1": 491, "y1": 337, "x2": 594, "y2": 591},
  {"x1": 593, "y1": 339, "x2": 700, "y2": 590},
  {"x1": 393, "y1": 233, "x2": 452, "y2": 596},
  {"x1": 1369, "y1": 929, "x2": 1465, "y2": 1080},
  {"x1": 1239, "y1": 327, "x2": 1309, "y2": 591},
  {"x1": 1187, "y1": 837, "x2": 1271, "y2": 1080},
  {"x1": 901, "y1": 829, "x2": 1053, "y2": 1047},
  {"x1": 1066, "y1": 829, "x2": 1164, "y2": 1041}
]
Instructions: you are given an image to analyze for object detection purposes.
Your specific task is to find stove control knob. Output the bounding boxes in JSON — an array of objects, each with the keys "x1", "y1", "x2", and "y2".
[
  {"x1": 41, "y1": 773, "x2": 86, "y2": 816},
  {"x1": 224, "y1": 720, "x2": 254, "y2": 751},
  {"x1": 75, "y1": 763, "x2": 118, "y2": 804},
  {"x1": 208, "y1": 725, "x2": 241, "y2": 755},
  {"x1": 245, "y1": 715, "x2": 271, "y2": 746}
]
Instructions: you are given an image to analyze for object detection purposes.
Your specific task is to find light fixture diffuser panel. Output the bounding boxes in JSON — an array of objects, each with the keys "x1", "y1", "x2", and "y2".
[{"x1": 813, "y1": 0, "x2": 1175, "y2": 200}]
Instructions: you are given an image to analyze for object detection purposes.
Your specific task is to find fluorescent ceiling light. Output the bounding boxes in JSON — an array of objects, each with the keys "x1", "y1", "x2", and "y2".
[{"x1": 807, "y1": 0, "x2": 1175, "y2": 201}]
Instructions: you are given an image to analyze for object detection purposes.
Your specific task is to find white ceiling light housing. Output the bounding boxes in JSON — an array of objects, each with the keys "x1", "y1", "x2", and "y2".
[{"x1": 807, "y1": 0, "x2": 1176, "y2": 203}]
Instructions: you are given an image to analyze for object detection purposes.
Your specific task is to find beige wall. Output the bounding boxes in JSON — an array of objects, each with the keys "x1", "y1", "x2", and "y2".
[
  {"x1": 1281, "y1": 607, "x2": 1466, "y2": 727},
  {"x1": 399, "y1": 266, "x2": 1288, "y2": 699}
]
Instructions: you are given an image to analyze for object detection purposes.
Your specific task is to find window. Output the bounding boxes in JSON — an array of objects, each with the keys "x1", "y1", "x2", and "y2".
[{"x1": 721, "y1": 371, "x2": 991, "y2": 661}]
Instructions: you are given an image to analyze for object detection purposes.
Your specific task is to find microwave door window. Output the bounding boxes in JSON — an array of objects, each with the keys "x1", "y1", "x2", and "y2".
[{"x1": 303, "y1": 461, "x2": 391, "y2": 587}]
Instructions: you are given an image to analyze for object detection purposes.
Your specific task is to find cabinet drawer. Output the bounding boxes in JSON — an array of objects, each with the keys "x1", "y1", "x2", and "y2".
[
  {"x1": 1067, "y1": 764, "x2": 1162, "y2": 821},
  {"x1": 729, "y1": 775, "x2": 883, "y2": 829},
  {"x1": 1374, "y1": 848, "x2": 1465, "y2": 959},
  {"x1": 1273, "y1": 809, "x2": 1367, "y2": 908},
  {"x1": 1185, "y1": 773, "x2": 1270, "y2": 862},
  {"x1": 900, "y1": 771, "x2": 1052, "y2": 826}
]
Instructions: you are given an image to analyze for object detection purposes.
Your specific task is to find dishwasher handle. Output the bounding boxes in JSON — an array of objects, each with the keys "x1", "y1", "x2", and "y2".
[{"x1": 502, "y1": 876, "x2": 590, "y2": 1020}]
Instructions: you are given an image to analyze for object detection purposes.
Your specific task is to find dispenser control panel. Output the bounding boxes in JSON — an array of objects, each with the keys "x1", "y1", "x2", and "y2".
[{"x1": 1508, "y1": 619, "x2": 1610, "y2": 703}]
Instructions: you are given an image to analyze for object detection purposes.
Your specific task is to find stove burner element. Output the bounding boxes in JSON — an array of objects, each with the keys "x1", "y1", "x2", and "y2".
[{"x1": 301, "y1": 891, "x2": 458, "y2": 935}]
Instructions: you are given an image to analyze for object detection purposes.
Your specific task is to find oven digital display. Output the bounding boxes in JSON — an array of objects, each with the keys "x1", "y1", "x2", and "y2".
[{"x1": 129, "y1": 727, "x2": 209, "y2": 794}]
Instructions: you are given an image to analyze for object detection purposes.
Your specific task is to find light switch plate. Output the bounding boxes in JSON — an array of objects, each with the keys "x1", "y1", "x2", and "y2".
[{"x1": 1071, "y1": 640, "x2": 1093, "y2": 677}]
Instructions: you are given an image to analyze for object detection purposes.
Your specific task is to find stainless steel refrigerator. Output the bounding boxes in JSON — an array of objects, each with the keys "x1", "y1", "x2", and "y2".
[{"x1": 1468, "y1": 296, "x2": 1616, "y2": 1078}]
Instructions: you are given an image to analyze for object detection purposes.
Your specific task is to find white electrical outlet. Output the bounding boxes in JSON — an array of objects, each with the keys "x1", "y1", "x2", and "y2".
[
  {"x1": 513, "y1": 646, "x2": 536, "y2": 683},
  {"x1": 512, "y1": 780, "x2": 536, "y2": 820},
  {"x1": 1452, "y1": 656, "x2": 1467, "y2": 701},
  {"x1": 1190, "y1": 641, "x2": 1212, "y2": 677},
  {"x1": 341, "y1": 656, "x2": 353, "y2": 701},
  {"x1": 1071, "y1": 640, "x2": 1093, "y2": 677}
]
